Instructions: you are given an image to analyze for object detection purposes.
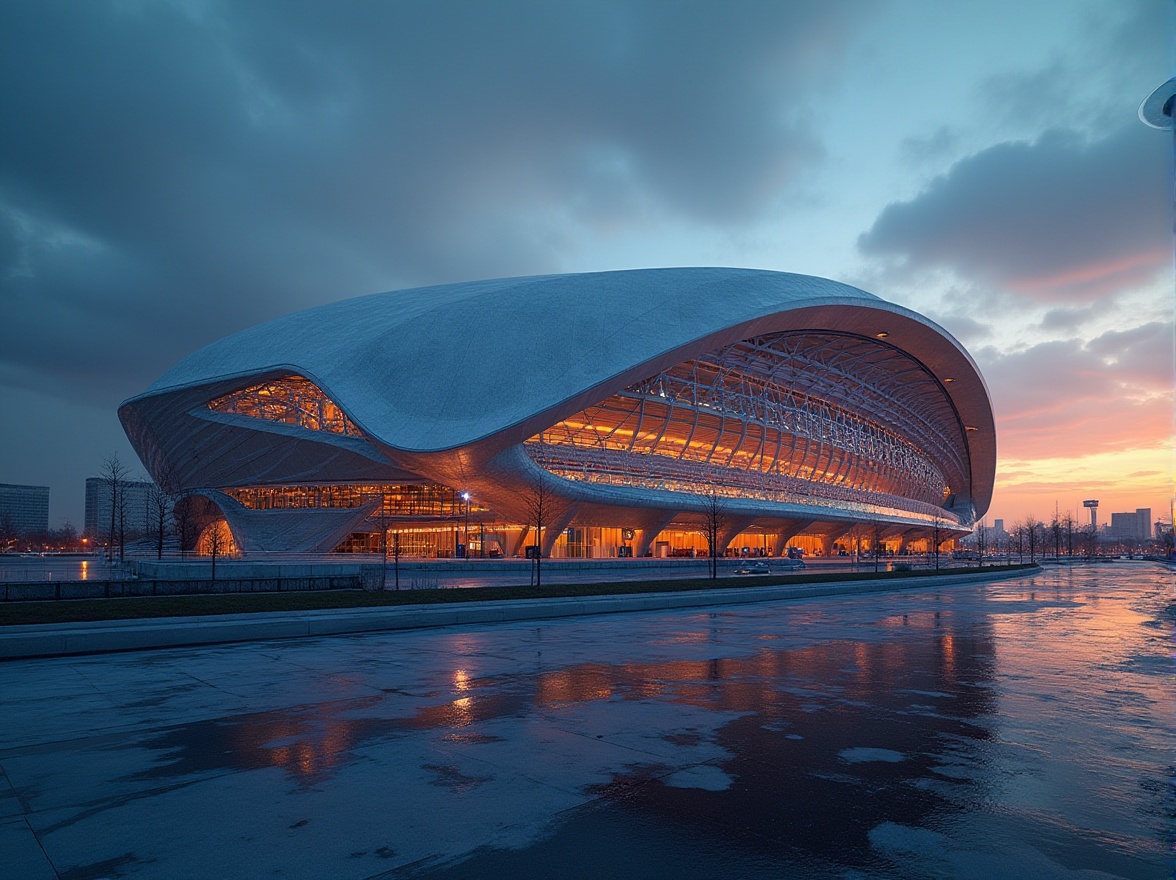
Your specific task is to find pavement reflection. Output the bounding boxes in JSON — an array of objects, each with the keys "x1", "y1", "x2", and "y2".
[{"x1": 0, "y1": 563, "x2": 1169, "y2": 880}]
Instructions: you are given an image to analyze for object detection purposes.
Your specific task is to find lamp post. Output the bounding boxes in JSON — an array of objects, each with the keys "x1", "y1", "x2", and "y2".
[{"x1": 461, "y1": 492, "x2": 471, "y2": 558}]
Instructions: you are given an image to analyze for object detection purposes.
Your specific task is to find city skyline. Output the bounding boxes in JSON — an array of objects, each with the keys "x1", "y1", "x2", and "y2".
[{"x1": 0, "y1": 1, "x2": 1172, "y2": 530}]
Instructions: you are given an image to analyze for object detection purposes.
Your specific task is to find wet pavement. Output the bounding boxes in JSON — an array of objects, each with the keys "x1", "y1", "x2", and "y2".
[{"x1": 1, "y1": 563, "x2": 1171, "y2": 879}]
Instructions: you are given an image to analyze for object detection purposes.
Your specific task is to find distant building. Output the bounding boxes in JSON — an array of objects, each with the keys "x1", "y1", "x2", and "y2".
[
  {"x1": 1107, "y1": 508, "x2": 1152, "y2": 541},
  {"x1": 0, "y1": 483, "x2": 50, "y2": 535},
  {"x1": 84, "y1": 477, "x2": 160, "y2": 539}
]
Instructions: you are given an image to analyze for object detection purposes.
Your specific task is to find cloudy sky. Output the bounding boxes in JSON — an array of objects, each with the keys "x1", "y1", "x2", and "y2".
[{"x1": 1, "y1": 0, "x2": 1172, "y2": 530}]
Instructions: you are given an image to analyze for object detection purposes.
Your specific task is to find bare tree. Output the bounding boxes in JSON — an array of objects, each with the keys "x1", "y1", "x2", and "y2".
[
  {"x1": 147, "y1": 482, "x2": 173, "y2": 560},
  {"x1": 1121, "y1": 535, "x2": 1140, "y2": 559},
  {"x1": 392, "y1": 530, "x2": 401, "y2": 590},
  {"x1": 1020, "y1": 515, "x2": 1041, "y2": 563},
  {"x1": 148, "y1": 460, "x2": 182, "y2": 560},
  {"x1": 100, "y1": 454, "x2": 128, "y2": 563},
  {"x1": 205, "y1": 521, "x2": 227, "y2": 581},
  {"x1": 975, "y1": 518, "x2": 987, "y2": 567},
  {"x1": 0, "y1": 514, "x2": 18, "y2": 552},
  {"x1": 930, "y1": 512, "x2": 945, "y2": 570},
  {"x1": 1080, "y1": 523, "x2": 1099, "y2": 558},
  {"x1": 172, "y1": 494, "x2": 198, "y2": 559},
  {"x1": 697, "y1": 491, "x2": 727, "y2": 579},
  {"x1": 56, "y1": 520, "x2": 78, "y2": 552},
  {"x1": 1049, "y1": 506, "x2": 1062, "y2": 560},
  {"x1": 869, "y1": 518, "x2": 885, "y2": 572},
  {"x1": 523, "y1": 473, "x2": 553, "y2": 588},
  {"x1": 369, "y1": 499, "x2": 394, "y2": 590}
]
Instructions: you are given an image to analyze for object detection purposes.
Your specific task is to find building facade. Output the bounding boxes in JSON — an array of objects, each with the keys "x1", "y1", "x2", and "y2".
[
  {"x1": 1107, "y1": 508, "x2": 1153, "y2": 542},
  {"x1": 119, "y1": 269, "x2": 996, "y2": 558},
  {"x1": 84, "y1": 477, "x2": 160, "y2": 540},
  {"x1": 0, "y1": 483, "x2": 50, "y2": 535}
]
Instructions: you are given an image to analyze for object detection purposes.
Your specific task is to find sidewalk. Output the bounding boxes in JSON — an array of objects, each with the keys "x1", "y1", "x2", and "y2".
[{"x1": 0, "y1": 567, "x2": 1033, "y2": 660}]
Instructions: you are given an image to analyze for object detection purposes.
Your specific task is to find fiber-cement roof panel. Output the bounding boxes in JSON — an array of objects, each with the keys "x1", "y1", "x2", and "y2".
[
  {"x1": 123, "y1": 267, "x2": 996, "y2": 517},
  {"x1": 137, "y1": 269, "x2": 894, "y2": 443},
  {"x1": 125, "y1": 268, "x2": 993, "y2": 510}
]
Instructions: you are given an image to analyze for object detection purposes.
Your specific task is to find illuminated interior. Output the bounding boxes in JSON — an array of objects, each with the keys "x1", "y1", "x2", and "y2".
[
  {"x1": 195, "y1": 519, "x2": 239, "y2": 557},
  {"x1": 209, "y1": 375, "x2": 364, "y2": 437},
  {"x1": 528, "y1": 331, "x2": 969, "y2": 525},
  {"x1": 226, "y1": 483, "x2": 473, "y2": 518}
]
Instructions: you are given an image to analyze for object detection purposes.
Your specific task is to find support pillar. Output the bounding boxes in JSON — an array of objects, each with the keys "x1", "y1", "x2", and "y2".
[
  {"x1": 716, "y1": 516, "x2": 756, "y2": 555},
  {"x1": 539, "y1": 506, "x2": 579, "y2": 557},
  {"x1": 771, "y1": 519, "x2": 813, "y2": 556},
  {"x1": 507, "y1": 526, "x2": 531, "y2": 558},
  {"x1": 632, "y1": 510, "x2": 678, "y2": 558},
  {"x1": 818, "y1": 525, "x2": 853, "y2": 557}
]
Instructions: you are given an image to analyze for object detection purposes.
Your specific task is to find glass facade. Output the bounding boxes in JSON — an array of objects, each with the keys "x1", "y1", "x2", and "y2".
[
  {"x1": 227, "y1": 483, "x2": 470, "y2": 518},
  {"x1": 209, "y1": 376, "x2": 364, "y2": 437},
  {"x1": 528, "y1": 331, "x2": 967, "y2": 526},
  {"x1": 190, "y1": 333, "x2": 971, "y2": 557}
]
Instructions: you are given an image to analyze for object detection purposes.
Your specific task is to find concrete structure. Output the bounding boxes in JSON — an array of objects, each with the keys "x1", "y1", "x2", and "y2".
[
  {"x1": 120, "y1": 268, "x2": 996, "y2": 559},
  {"x1": 1108, "y1": 508, "x2": 1152, "y2": 542},
  {"x1": 1083, "y1": 500, "x2": 1099, "y2": 531},
  {"x1": 83, "y1": 477, "x2": 160, "y2": 539},
  {"x1": 0, "y1": 483, "x2": 49, "y2": 535}
]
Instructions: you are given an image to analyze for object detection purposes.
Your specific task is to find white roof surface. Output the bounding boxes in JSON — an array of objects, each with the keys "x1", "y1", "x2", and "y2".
[{"x1": 139, "y1": 267, "x2": 987, "y2": 454}]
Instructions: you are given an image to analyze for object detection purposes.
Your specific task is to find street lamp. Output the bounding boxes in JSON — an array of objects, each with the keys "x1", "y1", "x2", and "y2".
[{"x1": 461, "y1": 492, "x2": 471, "y2": 558}]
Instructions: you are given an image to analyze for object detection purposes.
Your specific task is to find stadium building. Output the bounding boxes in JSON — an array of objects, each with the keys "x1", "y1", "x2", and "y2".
[{"x1": 119, "y1": 268, "x2": 995, "y2": 559}]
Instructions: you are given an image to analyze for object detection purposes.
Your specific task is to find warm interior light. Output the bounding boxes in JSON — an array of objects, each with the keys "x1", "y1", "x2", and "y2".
[
  {"x1": 943, "y1": 377, "x2": 955, "y2": 383},
  {"x1": 965, "y1": 425, "x2": 978, "y2": 431},
  {"x1": 875, "y1": 332, "x2": 888, "y2": 338}
]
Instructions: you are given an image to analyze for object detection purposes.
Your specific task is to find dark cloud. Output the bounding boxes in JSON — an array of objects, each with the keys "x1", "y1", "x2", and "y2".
[
  {"x1": 0, "y1": 0, "x2": 872, "y2": 410},
  {"x1": 1036, "y1": 304, "x2": 1102, "y2": 334},
  {"x1": 858, "y1": 124, "x2": 1170, "y2": 303}
]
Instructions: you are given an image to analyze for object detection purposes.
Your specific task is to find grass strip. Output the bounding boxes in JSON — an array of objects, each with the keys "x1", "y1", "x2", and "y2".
[{"x1": 0, "y1": 565, "x2": 1035, "y2": 627}]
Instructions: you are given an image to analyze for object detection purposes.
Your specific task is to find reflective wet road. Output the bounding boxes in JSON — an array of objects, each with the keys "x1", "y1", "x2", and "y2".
[{"x1": 0, "y1": 563, "x2": 1171, "y2": 879}]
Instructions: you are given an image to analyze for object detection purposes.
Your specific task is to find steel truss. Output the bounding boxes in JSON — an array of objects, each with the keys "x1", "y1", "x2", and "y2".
[
  {"x1": 529, "y1": 331, "x2": 973, "y2": 524},
  {"x1": 209, "y1": 375, "x2": 364, "y2": 437}
]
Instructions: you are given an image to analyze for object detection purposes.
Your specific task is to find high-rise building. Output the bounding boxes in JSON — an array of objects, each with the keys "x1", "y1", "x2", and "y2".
[
  {"x1": 1108, "y1": 508, "x2": 1152, "y2": 541},
  {"x1": 84, "y1": 477, "x2": 160, "y2": 539},
  {"x1": 0, "y1": 483, "x2": 50, "y2": 535}
]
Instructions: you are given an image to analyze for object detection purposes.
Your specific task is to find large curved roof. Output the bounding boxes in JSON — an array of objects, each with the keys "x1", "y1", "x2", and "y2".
[{"x1": 123, "y1": 267, "x2": 996, "y2": 517}]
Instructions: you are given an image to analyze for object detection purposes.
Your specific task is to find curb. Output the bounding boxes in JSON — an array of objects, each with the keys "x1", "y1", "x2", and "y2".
[{"x1": 0, "y1": 568, "x2": 1036, "y2": 660}]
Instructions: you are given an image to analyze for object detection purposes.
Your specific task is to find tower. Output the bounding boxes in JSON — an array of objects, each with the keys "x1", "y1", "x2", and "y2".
[{"x1": 1083, "y1": 499, "x2": 1099, "y2": 531}]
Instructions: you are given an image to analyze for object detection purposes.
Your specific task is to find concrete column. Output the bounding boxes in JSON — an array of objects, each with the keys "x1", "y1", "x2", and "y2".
[
  {"x1": 539, "y1": 506, "x2": 579, "y2": 557},
  {"x1": 506, "y1": 526, "x2": 530, "y2": 558},
  {"x1": 632, "y1": 510, "x2": 678, "y2": 558},
  {"x1": 771, "y1": 519, "x2": 813, "y2": 556},
  {"x1": 818, "y1": 525, "x2": 853, "y2": 557},
  {"x1": 716, "y1": 516, "x2": 756, "y2": 555}
]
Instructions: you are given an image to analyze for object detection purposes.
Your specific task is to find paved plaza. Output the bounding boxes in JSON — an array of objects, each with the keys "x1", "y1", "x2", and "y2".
[{"x1": 1, "y1": 564, "x2": 1171, "y2": 879}]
